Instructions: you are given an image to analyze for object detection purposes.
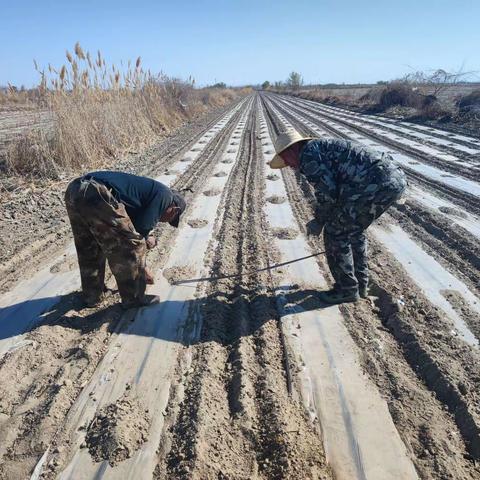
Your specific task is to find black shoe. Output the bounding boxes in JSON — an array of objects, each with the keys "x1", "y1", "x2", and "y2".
[
  {"x1": 317, "y1": 289, "x2": 359, "y2": 305},
  {"x1": 84, "y1": 295, "x2": 103, "y2": 308},
  {"x1": 121, "y1": 294, "x2": 160, "y2": 310}
]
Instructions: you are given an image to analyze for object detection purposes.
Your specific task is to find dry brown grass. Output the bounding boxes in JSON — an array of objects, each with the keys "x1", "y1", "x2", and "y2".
[
  {"x1": 2, "y1": 44, "x2": 247, "y2": 178},
  {"x1": 457, "y1": 88, "x2": 480, "y2": 113}
]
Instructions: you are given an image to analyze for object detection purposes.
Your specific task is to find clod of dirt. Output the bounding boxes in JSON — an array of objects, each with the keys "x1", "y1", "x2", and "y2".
[
  {"x1": 180, "y1": 157, "x2": 191, "y2": 162},
  {"x1": 438, "y1": 206, "x2": 468, "y2": 219},
  {"x1": 203, "y1": 188, "x2": 222, "y2": 197},
  {"x1": 188, "y1": 219, "x2": 208, "y2": 228},
  {"x1": 214, "y1": 171, "x2": 227, "y2": 177},
  {"x1": 271, "y1": 227, "x2": 298, "y2": 240},
  {"x1": 221, "y1": 159, "x2": 234, "y2": 164},
  {"x1": 266, "y1": 195, "x2": 286, "y2": 204},
  {"x1": 85, "y1": 396, "x2": 149, "y2": 466},
  {"x1": 266, "y1": 174, "x2": 280, "y2": 181},
  {"x1": 163, "y1": 265, "x2": 195, "y2": 284},
  {"x1": 50, "y1": 255, "x2": 77, "y2": 274},
  {"x1": 164, "y1": 169, "x2": 180, "y2": 175}
]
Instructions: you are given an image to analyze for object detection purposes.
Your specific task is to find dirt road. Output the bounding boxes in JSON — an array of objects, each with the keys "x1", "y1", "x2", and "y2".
[{"x1": 0, "y1": 93, "x2": 479, "y2": 479}]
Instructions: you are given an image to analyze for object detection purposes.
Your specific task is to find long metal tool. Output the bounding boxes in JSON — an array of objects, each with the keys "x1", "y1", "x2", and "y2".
[{"x1": 173, "y1": 251, "x2": 326, "y2": 284}]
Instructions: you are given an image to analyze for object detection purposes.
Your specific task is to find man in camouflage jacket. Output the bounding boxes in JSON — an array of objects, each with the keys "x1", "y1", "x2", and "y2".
[{"x1": 270, "y1": 131, "x2": 406, "y2": 305}]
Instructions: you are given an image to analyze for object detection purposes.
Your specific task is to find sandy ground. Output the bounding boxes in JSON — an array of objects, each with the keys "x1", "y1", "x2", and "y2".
[{"x1": 0, "y1": 92, "x2": 479, "y2": 479}]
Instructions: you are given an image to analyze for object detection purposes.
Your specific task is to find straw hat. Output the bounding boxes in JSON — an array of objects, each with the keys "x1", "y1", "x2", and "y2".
[{"x1": 269, "y1": 130, "x2": 313, "y2": 169}]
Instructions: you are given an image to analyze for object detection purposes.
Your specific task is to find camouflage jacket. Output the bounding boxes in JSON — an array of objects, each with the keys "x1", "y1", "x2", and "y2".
[{"x1": 299, "y1": 138, "x2": 405, "y2": 217}]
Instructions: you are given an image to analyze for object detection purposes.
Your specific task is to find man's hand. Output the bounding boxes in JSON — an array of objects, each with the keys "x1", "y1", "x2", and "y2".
[
  {"x1": 145, "y1": 268, "x2": 155, "y2": 285},
  {"x1": 146, "y1": 235, "x2": 157, "y2": 250}
]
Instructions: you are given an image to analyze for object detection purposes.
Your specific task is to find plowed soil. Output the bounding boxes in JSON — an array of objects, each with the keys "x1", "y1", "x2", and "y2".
[{"x1": 0, "y1": 92, "x2": 479, "y2": 480}]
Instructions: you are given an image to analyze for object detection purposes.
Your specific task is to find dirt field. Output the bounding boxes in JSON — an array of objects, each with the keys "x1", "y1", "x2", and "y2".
[
  {"x1": 287, "y1": 83, "x2": 480, "y2": 138},
  {"x1": 0, "y1": 108, "x2": 52, "y2": 158},
  {"x1": 0, "y1": 92, "x2": 479, "y2": 479},
  {"x1": 295, "y1": 83, "x2": 480, "y2": 103}
]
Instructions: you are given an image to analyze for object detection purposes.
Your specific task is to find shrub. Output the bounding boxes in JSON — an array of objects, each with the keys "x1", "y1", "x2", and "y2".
[
  {"x1": 322, "y1": 95, "x2": 342, "y2": 105},
  {"x1": 457, "y1": 88, "x2": 480, "y2": 114},
  {"x1": 418, "y1": 99, "x2": 451, "y2": 121},
  {"x1": 377, "y1": 82, "x2": 422, "y2": 109}
]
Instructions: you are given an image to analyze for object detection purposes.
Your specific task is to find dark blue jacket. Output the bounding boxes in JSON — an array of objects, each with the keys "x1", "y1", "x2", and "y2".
[{"x1": 85, "y1": 171, "x2": 173, "y2": 237}]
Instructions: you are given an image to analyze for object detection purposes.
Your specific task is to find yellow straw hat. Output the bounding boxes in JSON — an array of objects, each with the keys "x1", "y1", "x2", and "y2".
[{"x1": 269, "y1": 130, "x2": 313, "y2": 169}]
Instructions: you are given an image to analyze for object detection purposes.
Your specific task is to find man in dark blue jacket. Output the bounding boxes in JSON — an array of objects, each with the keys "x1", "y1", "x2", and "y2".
[
  {"x1": 65, "y1": 171, "x2": 186, "y2": 309},
  {"x1": 270, "y1": 131, "x2": 406, "y2": 305}
]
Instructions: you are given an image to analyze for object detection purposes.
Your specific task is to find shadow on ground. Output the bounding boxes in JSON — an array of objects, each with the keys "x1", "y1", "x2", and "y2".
[{"x1": 0, "y1": 285, "x2": 328, "y2": 347}]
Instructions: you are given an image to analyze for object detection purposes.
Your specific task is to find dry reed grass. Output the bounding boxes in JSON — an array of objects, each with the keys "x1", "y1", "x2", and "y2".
[{"x1": 2, "y1": 43, "x2": 247, "y2": 178}]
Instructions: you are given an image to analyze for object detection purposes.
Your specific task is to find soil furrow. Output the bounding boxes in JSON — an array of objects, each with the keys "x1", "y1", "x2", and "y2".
[
  {"x1": 261, "y1": 94, "x2": 480, "y2": 477},
  {"x1": 0, "y1": 98, "x2": 252, "y2": 479},
  {"x1": 291, "y1": 97, "x2": 480, "y2": 159},
  {"x1": 390, "y1": 201, "x2": 480, "y2": 297},
  {"x1": 298, "y1": 98, "x2": 480, "y2": 150},
  {"x1": 265, "y1": 94, "x2": 480, "y2": 218},
  {"x1": 0, "y1": 98, "x2": 247, "y2": 294},
  {"x1": 2, "y1": 90, "x2": 479, "y2": 480},
  {"x1": 399, "y1": 169, "x2": 480, "y2": 217},
  {"x1": 158, "y1": 97, "x2": 331, "y2": 479},
  {"x1": 264, "y1": 94, "x2": 480, "y2": 296},
  {"x1": 160, "y1": 103, "x2": 261, "y2": 479},
  {"x1": 268, "y1": 95, "x2": 480, "y2": 213},
  {"x1": 281, "y1": 165, "x2": 480, "y2": 479},
  {"x1": 278, "y1": 95, "x2": 480, "y2": 180}
]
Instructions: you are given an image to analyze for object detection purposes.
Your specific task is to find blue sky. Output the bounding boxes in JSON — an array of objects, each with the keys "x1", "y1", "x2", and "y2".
[{"x1": 1, "y1": 0, "x2": 479, "y2": 87}]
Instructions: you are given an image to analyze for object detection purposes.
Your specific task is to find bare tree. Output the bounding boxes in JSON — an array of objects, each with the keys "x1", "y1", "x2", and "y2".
[
  {"x1": 402, "y1": 67, "x2": 475, "y2": 97},
  {"x1": 286, "y1": 71, "x2": 303, "y2": 90}
]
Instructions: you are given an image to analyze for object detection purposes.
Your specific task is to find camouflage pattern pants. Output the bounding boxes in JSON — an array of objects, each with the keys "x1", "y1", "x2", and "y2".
[
  {"x1": 323, "y1": 169, "x2": 407, "y2": 293},
  {"x1": 65, "y1": 177, "x2": 147, "y2": 305}
]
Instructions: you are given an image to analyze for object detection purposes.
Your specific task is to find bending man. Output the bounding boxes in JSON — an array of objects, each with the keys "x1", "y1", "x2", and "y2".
[
  {"x1": 65, "y1": 171, "x2": 186, "y2": 309},
  {"x1": 270, "y1": 132, "x2": 406, "y2": 305}
]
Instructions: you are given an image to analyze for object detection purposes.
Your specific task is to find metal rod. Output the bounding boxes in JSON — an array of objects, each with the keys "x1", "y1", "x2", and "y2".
[{"x1": 173, "y1": 251, "x2": 326, "y2": 285}]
